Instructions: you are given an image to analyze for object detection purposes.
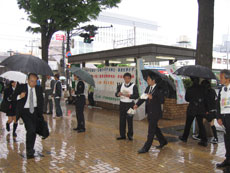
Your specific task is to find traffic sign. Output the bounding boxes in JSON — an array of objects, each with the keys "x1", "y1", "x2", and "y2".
[{"x1": 66, "y1": 51, "x2": 72, "y2": 58}]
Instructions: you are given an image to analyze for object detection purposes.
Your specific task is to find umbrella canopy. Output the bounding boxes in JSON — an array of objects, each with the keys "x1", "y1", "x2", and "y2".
[
  {"x1": 0, "y1": 71, "x2": 27, "y2": 83},
  {"x1": 174, "y1": 65, "x2": 216, "y2": 79},
  {"x1": 0, "y1": 54, "x2": 53, "y2": 76},
  {"x1": 141, "y1": 69, "x2": 176, "y2": 90},
  {"x1": 70, "y1": 67, "x2": 95, "y2": 87}
]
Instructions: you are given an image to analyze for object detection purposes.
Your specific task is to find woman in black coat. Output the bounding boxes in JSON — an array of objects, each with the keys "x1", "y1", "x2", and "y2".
[{"x1": 4, "y1": 81, "x2": 18, "y2": 137}]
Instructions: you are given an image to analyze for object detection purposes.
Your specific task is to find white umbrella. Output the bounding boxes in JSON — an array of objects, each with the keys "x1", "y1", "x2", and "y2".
[{"x1": 0, "y1": 71, "x2": 27, "y2": 83}]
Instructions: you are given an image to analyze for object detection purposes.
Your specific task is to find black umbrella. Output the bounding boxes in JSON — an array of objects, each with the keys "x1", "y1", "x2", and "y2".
[
  {"x1": 174, "y1": 65, "x2": 216, "y2": 79},
  {"x1": 0, "y1": 54, "x2": 53, "y2": 76},
  {"x1": 141, "y1": 69, "x2": 176, "y2": 90},
  {"x1": 70, "y1": 66, "x2": 95, "y2": 87}
]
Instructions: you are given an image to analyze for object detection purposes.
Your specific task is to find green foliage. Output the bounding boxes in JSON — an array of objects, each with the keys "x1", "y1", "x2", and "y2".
[
  {"x1": 17, "y1": 0, "x2": 121, "y2": 33},
  {"x1": 182, "y1": 78, "x2": 192, "y2": 90}
]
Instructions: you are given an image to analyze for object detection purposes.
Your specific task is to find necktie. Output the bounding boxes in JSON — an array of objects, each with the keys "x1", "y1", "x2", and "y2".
[
  {"x1": 149, "y1": 86, "x2": 152, "y2": 94},
  {"x1": 29, "y1": 88, "x2": 34, "y2": 114}
]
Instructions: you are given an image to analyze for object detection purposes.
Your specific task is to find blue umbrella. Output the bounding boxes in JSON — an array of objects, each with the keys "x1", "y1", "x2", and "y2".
[{"x1": 70, "y1": 67, "x2": 95, "y2": 87}]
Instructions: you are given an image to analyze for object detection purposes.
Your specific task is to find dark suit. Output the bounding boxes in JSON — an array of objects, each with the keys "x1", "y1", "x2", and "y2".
[
  {"x1": 43, "y1": 79, "x2": 55, "y2": 113},
  {"x1": 136, "y1": 85, "x2": 167, "y2": 151},
  {"x1": 75, "y1": 80, "x2": 86, "y2": 130},
  {"x1": 53, "y1": 80, "x2": 63, "y2": 117},
  {"x1": 13, "y1": 84, "x2": 44, "y2": 156}
]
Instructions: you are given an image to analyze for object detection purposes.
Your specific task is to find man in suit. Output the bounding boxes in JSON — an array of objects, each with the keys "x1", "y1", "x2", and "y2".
[
  {"x1": 72, "y1": 74, "x2": 86, "y2": 133},
  {"x1": 13, "y1": 73, "x2": 44, "y2": 159},
  {"x1": 216, "y1": 70, "x2": 230, "y2": 168},
  {"x1": 43, "y1": 75, "x2": 55, "y2": 114},
  {"x1": 53, "y1": 73, "x2": 63, "y2": 118},
  {"x1": 115, "y1": 72, "x2": 139, "y2": 141},
  {"x1": 134, "y1": 73, "x2": 167, "y2": 153}
]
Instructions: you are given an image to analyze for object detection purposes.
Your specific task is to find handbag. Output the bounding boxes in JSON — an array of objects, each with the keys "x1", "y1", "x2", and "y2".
[
  {"x1": 0, "y1": 99, "x2": 10, "y2": 113},
  {"x1": 36, "y1": 116, "x2": 49, "y2": 139}
]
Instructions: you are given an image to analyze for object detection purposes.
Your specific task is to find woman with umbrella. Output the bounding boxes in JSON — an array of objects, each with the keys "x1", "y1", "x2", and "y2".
[
  {"x1": 72, "y1": 74, "x2": 86, "y2": 133},
  {"x1": 4, "y1": 81, "x2": 18, "y2": 137}
]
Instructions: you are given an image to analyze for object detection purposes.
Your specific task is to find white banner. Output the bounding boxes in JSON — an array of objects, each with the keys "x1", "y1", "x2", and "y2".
[
  {"x1": 84, "y1": 67, "x2": 136, "y2": 104},
  {"x1": 165, "y1": 65, "x2": 187, "y2": 104}
]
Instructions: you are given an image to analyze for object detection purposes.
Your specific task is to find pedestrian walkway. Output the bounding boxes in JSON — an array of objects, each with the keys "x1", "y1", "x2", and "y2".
[{"x1": 0, "y1": 101, "x2": 228, "y2": 173}]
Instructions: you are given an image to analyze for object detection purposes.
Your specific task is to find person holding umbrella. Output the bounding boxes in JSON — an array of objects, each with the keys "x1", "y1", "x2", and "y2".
[
  {"x1": 133, "y1": 72, "x2": 167, "y2": 153},
  {"x1": 179, "y1": 77, "x2": 208, "y2": 147},
  {"x1": 13, "y1": 73, "x2": 44, "y2": 159},
  {"x1": 4, "y1": 81, "x2": 18, "y2": 137},
  {"x1": 73, "y1": 74, "x2": 86, "y2": 133},
  {"x1": 115, "y1": 72, "x2": 139, "y2": 141}
]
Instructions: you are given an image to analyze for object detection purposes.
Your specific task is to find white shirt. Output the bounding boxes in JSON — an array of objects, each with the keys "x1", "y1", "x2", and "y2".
[
  {"x1": 220, "y1": 84, "x2": 230, "y2": 114},
  {"x1": 17, "y1": 84, "x2": 37, "y2": 108},
  {"x1": 149, "y1": 84, "x2": 156, "y2": 94},
  {"x1": 45, "y1": 78, "x2": 52, "y2": 90},
  {"x1": 120, "y1": 83, "x2": 135, "y2": 103}
]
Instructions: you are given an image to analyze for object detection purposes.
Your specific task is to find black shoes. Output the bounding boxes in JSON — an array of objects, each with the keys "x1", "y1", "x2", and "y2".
[
  {"x1": 6, "y1": 122, "x2": 10, "y2": 132},
  {"x1": 47, "y1": 112, "x2": 53, "y2": 115},
  {"x1": 138, "y1": 148, "x2": 148, "y2": 154},
  {"x1": 198, "y1": 141, "x2": 208, "y2": 147},
  {"x1": 179, "y1": 136, "x2": 187, "y2": 143},
  {"x1": 216, "y1": 159, "x2": 230, "y2": 168},
  {"x1": 156, "y1": 141, "x2": 168, "y2": 149},
  {"x1": 27, "y1": 154, "x2": 35, "y2": 159},
  {"x1": 77, "y1": 129, "x2": 86, "y2": 133},
  {"x1": 13, "y1": 132, "x2": 17, "y2": 137},
  {"x1": 116, "y1": 136, "x2": 126, "y2": 140},
  {"x1": 73, "y1": 128, "x2": 80, "y2": 131},
  {"x1": 128, "y1": 136, "x2": 133, "y2": 141}
]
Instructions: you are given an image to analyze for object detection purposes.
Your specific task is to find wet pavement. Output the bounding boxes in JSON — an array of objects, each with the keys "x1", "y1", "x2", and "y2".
[{"x1": 0, "y1": 100, "x2": 229, "y2": 173}]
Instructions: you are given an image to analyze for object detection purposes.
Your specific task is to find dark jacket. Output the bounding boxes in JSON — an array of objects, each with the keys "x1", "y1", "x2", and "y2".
[
  {"x1": 185, "y1": 84, "x2": 206, "y2": 115},
  {"x1": 136, "y1": 85, "x2": 164, "y2": 119},
  {"x1": 75, "y1": 81, "x2": 85, "y2": 95},
  {"x1": 13, "y1": 84, "x2": 44, "y2": 117},
  {"x1": 115, "y1": 83, "x2": 139, "y2": 100},
  {"x1": 204, "y1": 87, "x2": 217, "y2": 112},
  {"x1": 54, "y1": 80, "x2": 62, "y2": 98},
  {"x1": 3, "y1": 86, "x2": 17, "y2": 115}
]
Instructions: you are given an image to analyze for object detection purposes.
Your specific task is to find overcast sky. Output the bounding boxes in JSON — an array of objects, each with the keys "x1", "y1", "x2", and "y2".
[{"x1": 0, "y1": 0, "x2": 230, "y2": 52}]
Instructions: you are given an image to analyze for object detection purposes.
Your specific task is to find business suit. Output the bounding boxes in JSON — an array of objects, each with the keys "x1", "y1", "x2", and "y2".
[
  {"x1": 136, "y1": 85, "x2": 167, "y2": 151},
  {"x1": 75, "y1": 80, "x2": 86, "y2": 131},
  {"x1": 53, "y1": 80, "x2": 63, "y2": 117},
  {"x1": 13, "y1": 83, "x2": 44, "y2": 156},
  {"x1": 43, "y1": 78, "x2": 55, "y2": 114}
]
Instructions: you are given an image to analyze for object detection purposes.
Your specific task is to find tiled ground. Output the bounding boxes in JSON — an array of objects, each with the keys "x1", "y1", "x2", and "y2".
[{"x1": 0, "y1": 101, "x2": 229, "y2": 173}]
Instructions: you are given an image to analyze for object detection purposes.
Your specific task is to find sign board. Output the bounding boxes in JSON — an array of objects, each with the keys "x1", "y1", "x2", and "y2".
[{"x1": 66, "y1": 51, "x2": 72, "y2": 58}]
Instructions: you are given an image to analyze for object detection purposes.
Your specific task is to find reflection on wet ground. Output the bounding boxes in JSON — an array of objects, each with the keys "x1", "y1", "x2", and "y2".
[{"x1": 0, "y1": 100, "x2": 229, "y2": 173}]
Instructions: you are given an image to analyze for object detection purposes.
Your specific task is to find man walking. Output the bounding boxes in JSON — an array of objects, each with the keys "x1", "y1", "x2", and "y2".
[
  {"x1": 13, "y1": 73, "x2": 44, "y2": 159},
  {"x1": 43, "y1": 75, "x2": 55, "y2": 114},
  {"x1": 134, "y1": 73, "x2": 167, "y2": 153},
  {"x1": 115, "y1": 73, "x2": 139, "y2": 140}
]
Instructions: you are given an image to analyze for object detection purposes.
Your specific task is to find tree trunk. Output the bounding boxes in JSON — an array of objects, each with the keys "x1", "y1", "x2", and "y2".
[
  {"x1": 41, "y1": 28, "x2": 54, "y2": 89},
  {"x1": 196, "y1": 0, "x2": 214, "y2": 69}
]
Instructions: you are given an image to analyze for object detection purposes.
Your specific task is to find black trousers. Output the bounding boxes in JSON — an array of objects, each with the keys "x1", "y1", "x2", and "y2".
[
  {"x1": 119, "y1": 102, "x2": 134, "y2": 138},
  {"x1": 222, "y1": 115, "x2": 230, "y2": 160},
  {"x1": 43, "y1": 89, "x2": 53, "y2": 113},
  {"x1": 75, "y1": 96, "x2": 86, "y2": 130},
  {"x1": 21, "y1": 108, "x2": 38, "y2": 155},
  {"x1": 54, "y1": 98, "x2": 62, "y2": 116},
  {"x1": 143, "y1": 114, "x2": 167, "y2": 151},
  {"x1": 88, "y1": 92, "x2": 95, "y2": 106},
  {"x1": 182, "y1": 113, "x2": 207, "y2": 142}
]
